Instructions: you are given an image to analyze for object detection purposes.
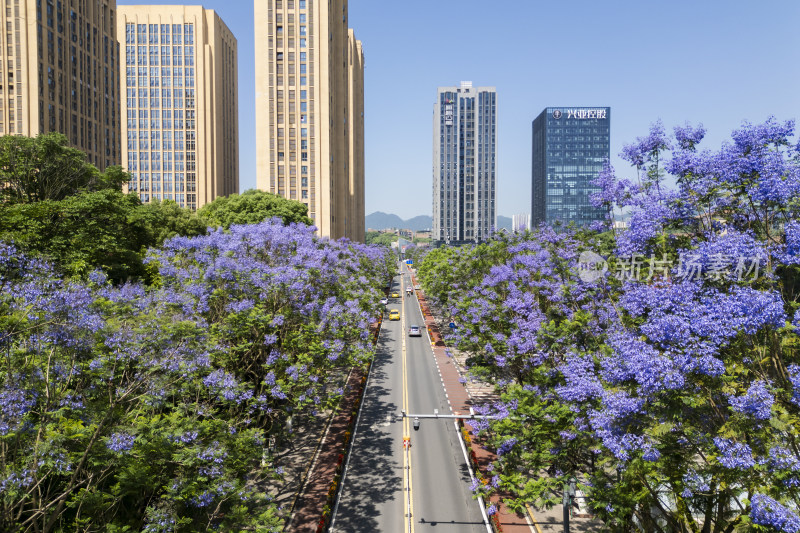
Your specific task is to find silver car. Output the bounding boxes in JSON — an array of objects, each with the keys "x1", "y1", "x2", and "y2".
[{"x1": 408, "y1": 325, "x2": 421, "y2": 337}]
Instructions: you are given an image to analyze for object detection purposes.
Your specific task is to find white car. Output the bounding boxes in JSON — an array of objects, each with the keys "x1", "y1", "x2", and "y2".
[
  {"x1": 380, "y1": 297, "x2": 388, "y2": 306},
  {"x1": 408, "y1": 325, "x2": 421, "y2": 337}
]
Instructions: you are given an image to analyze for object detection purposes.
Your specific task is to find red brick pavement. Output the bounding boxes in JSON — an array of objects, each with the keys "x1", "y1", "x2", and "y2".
[{"x1": 413, "y1": 279, "x2": 534, "y2": 533}]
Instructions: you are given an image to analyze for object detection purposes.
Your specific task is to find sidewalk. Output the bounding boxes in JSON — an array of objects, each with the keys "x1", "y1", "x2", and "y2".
[
  {"x1": 285, "y1": 318, "x2": 381, "y2": 532},
  {"x1": 410, "y1": 268, "x2": 602, "y2": 533},
  {"x1": 286, "y1": 366, "x2": 366, "y2": 532}
]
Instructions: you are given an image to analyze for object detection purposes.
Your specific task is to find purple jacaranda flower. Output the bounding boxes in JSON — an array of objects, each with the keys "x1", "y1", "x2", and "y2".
[
  {"x1": 107, "y1": 432, "x2": 136, "y2": 453},
  {"x1": 750, "y1": 494, "x2": 800, "y2": 532},
  {"x1": 713, "y1": 438, "x2": 755, "y2": 470},
  {"x1": 728, "y1": 380, "x2": 774, "y2": 420}
]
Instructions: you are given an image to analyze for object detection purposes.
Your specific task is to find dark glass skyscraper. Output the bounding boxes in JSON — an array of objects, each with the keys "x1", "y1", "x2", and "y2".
[{"x1": 532, "y1": 107, "x2": 610, "y2": 226}]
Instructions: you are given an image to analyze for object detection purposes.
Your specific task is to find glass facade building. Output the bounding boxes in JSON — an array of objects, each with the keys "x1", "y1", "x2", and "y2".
[
  {"x1": 119, "y1": 7, "x2": 238, "y2": 210},
  {"x1": 433, "y1": 82, "x2": 497, "y2": 245},
  {"x1": 531, "y1": 107, "x2": 609, "y2": 226}
]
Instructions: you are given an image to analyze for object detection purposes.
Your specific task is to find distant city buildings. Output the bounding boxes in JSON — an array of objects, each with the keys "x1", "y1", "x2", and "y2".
[
  {"x1": 118, "y1": 6, "x2": 239, "y2": 210},
  {"x1": 512, "y1": 213, "x2": 530, "y2": 233},
  {"x1": 433, "y1": 81, "x2": 497, "y2": 245},
  {"x1": 2, "y1": 0, "x2": 120, "y2": 169},
  {"x1": 531, "y1": 107, "x2": 609, "y2": 226},
  {"x1": 254, "y1": 0, "x2": 365, "y2": 241}
]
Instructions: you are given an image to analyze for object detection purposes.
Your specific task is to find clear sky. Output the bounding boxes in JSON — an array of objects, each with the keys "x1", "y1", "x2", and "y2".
[{"x1": 120, "y1": 0, "x2": 800, "y2": 220}]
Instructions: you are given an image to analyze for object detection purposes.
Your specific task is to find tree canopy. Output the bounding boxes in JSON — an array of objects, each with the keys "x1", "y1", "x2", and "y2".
[
  {"x1": 197, "y1": 189, "x2": 312, "y2": 229},
  {"x1": 0, "y1": 132, "x2": 125, "y2": 203},
  {"x1": 365, "y1": 231, "x2": 399, "y2": 246},
  {"x1": 0, "y1": 220, "x2": 393, "y2": 531},
  {"x1": 0, "y1": 191, "x2": 207, "y2": 283},
  {"x1": 418, "y1": 118, "x2": 800, "y2": 531}
]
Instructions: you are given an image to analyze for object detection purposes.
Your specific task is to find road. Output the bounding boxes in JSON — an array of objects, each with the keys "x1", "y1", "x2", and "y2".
[{"x1": 331, "y1": 265, "x2": 487, "y2": 532}]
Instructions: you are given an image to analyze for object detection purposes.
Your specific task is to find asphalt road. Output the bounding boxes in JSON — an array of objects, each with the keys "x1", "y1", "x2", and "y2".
[{"x1": 331, "y1": 266, "x2": 486, "y2": 532}]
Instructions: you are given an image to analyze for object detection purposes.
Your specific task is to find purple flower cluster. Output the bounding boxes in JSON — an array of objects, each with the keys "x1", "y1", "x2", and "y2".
[
  {"x1": 728, "y1": 380, "x2": 774, "y2": 420},
  {"x1": 713, "y1": 438, "x2": 755, "y2": 470},
  {"x1": 107, "y1": 432, "x2": 136, "y2": 453},
  {"x1": 673, "y1": 122, "x2": 706, "y2": 150},
  {"x1": 751, "y1": 494, "x2": 800, "y2": 532},
  {"x1": 0, "y1": 386, "x2": 36, "y2": 436}
]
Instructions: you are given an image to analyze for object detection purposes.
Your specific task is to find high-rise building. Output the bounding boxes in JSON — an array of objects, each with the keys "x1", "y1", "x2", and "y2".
[
  {"x1": 254, "y1": 0, "x2": 364, "y2": 241},
  {"x1": 433, "y1": 81, "x2": 496, "y2": 245},
  {"x1": 0, "y1": 0, "x2": 120, "y2": 169},
  {"x1": 118, "y1": 6, "x2": 238, "y2": 210},
  {"x1": 512, "y1": 213, "x2": 530, "y2": 233},
  {"x1": 532, "y1": 107, "x2": 609, "y2": 226}
]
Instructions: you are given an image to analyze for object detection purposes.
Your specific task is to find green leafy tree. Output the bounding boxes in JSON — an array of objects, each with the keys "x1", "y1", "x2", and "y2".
[
  {"x1": 0, "y1": 132, "x2": 123, "y2": 203},
  {"x1": 132, "y1": 199, "x2": 207, "y2": 246},
  {"x1": 365, "y1": 231, "x2": 399, "y2": 246},
  {"x1": 197, "y1": 189, "x2": 312, "y2": 229},
  {"x1": 0, "y1": 191, "x2": 206, "y2": 284}
]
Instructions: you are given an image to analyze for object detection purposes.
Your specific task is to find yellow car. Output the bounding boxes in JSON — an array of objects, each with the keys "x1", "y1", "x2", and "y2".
[
  {"x1": 389, "y1": 309, "x2": 400, "y2": 320},
  {"x1": 391, "y1": 292, "x2": 400, "y2": 298}
]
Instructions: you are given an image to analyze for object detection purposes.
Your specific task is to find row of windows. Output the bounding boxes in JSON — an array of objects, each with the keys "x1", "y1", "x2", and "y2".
[
  {"x1": 275, "y1": 0, "x2": 309, "y2": 10},
  {"x1": 126, "y1": 54, "x2": 195, "y2": 67},
  {"x1": 134, "y1": 192, "x2": 197, "y2": 209},
  {"x1": 125, "y1": 45, "x2": 194, "y2": 56},
  {"x1": 125, "y1": 23, "x2": 194, "y2": 45}
]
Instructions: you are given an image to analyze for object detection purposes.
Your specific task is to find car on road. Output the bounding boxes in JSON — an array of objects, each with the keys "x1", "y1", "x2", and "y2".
[
  {"x1": 379, "y1": 297, "x2": 388, "y2": 306},
  {"x1": 391, "y1": 292, "x2": 400, "y2": 298},
  {"x1": 408, "y1": 325, "x2": 421, "y2": 336},
  {"x1": 389, "y1": 309, "x2": 400, "y2": 320}
]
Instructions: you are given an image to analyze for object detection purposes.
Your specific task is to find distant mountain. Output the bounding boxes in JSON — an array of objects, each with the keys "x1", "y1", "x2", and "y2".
[
  {"x1": 365, "y1": 212, "x2": 406, "y2": 230},
  {"x1": 366, "y1": 212, "x2": 432, "y2": 231},
  {"x1": 404, "y1": 215, "x2": 434, "y2": 231},
  {"x1": 366, "y1": 211, "x2": 512, "y2": 233}
]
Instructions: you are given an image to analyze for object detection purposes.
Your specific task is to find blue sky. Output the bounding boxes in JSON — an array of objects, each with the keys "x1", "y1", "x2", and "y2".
[{"x1": 120, "y1": 0, "x2": 800, "y2": 220}]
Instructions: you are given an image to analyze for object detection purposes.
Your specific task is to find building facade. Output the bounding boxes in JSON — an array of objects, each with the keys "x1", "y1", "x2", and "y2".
[
  {"x1": 433, "y1": 81, "x2": 496, "y2": 245},
  {"x1": 532, "y1": 107, "x2": 609, "y2": 226},
  {"x1": 254, "y1": 0, "x2": 364, "y2": 241},
  {"x1": 512, "y1": 213, "x2": 530, "y2": 233},
  {"x1": 0, "y1": 0, "x2": 120, "y2": 169},
  {"x1": 118, "y1": 6, "x2": 238, "y2": 210}
]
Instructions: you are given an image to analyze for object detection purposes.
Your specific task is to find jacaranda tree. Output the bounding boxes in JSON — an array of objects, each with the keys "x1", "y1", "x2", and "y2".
[
  {"x1": 420, "y1": 118, "x2": 800, "y2": 532},
  {"x1": 0, "y1": 219, "x2": 393, "y2": 532}
]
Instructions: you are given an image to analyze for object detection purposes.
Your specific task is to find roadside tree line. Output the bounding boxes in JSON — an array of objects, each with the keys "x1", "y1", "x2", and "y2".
[
  {"x1": 417, "y1": 118, "x2": 800, "y2": 532},
  {"x1": 0, "y1": 133, "x2": 394, "y2": 531}
]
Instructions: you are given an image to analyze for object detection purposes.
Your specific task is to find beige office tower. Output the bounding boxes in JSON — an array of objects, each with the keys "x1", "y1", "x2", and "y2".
[
  {"x1": 117, "y1": 6, "x2": 238, "y2": 210},
  {"x1": 254, "y1": 0, "x2": 364, "y2": 241},
  {"x1": 0, "y1": 0, "x2": 120, "y2": 169}
]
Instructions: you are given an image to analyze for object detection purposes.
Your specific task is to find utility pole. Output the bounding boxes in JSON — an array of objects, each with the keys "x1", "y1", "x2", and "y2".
[{"x1": 563, "y1": 477, "x2": 576, "y2": 533}]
